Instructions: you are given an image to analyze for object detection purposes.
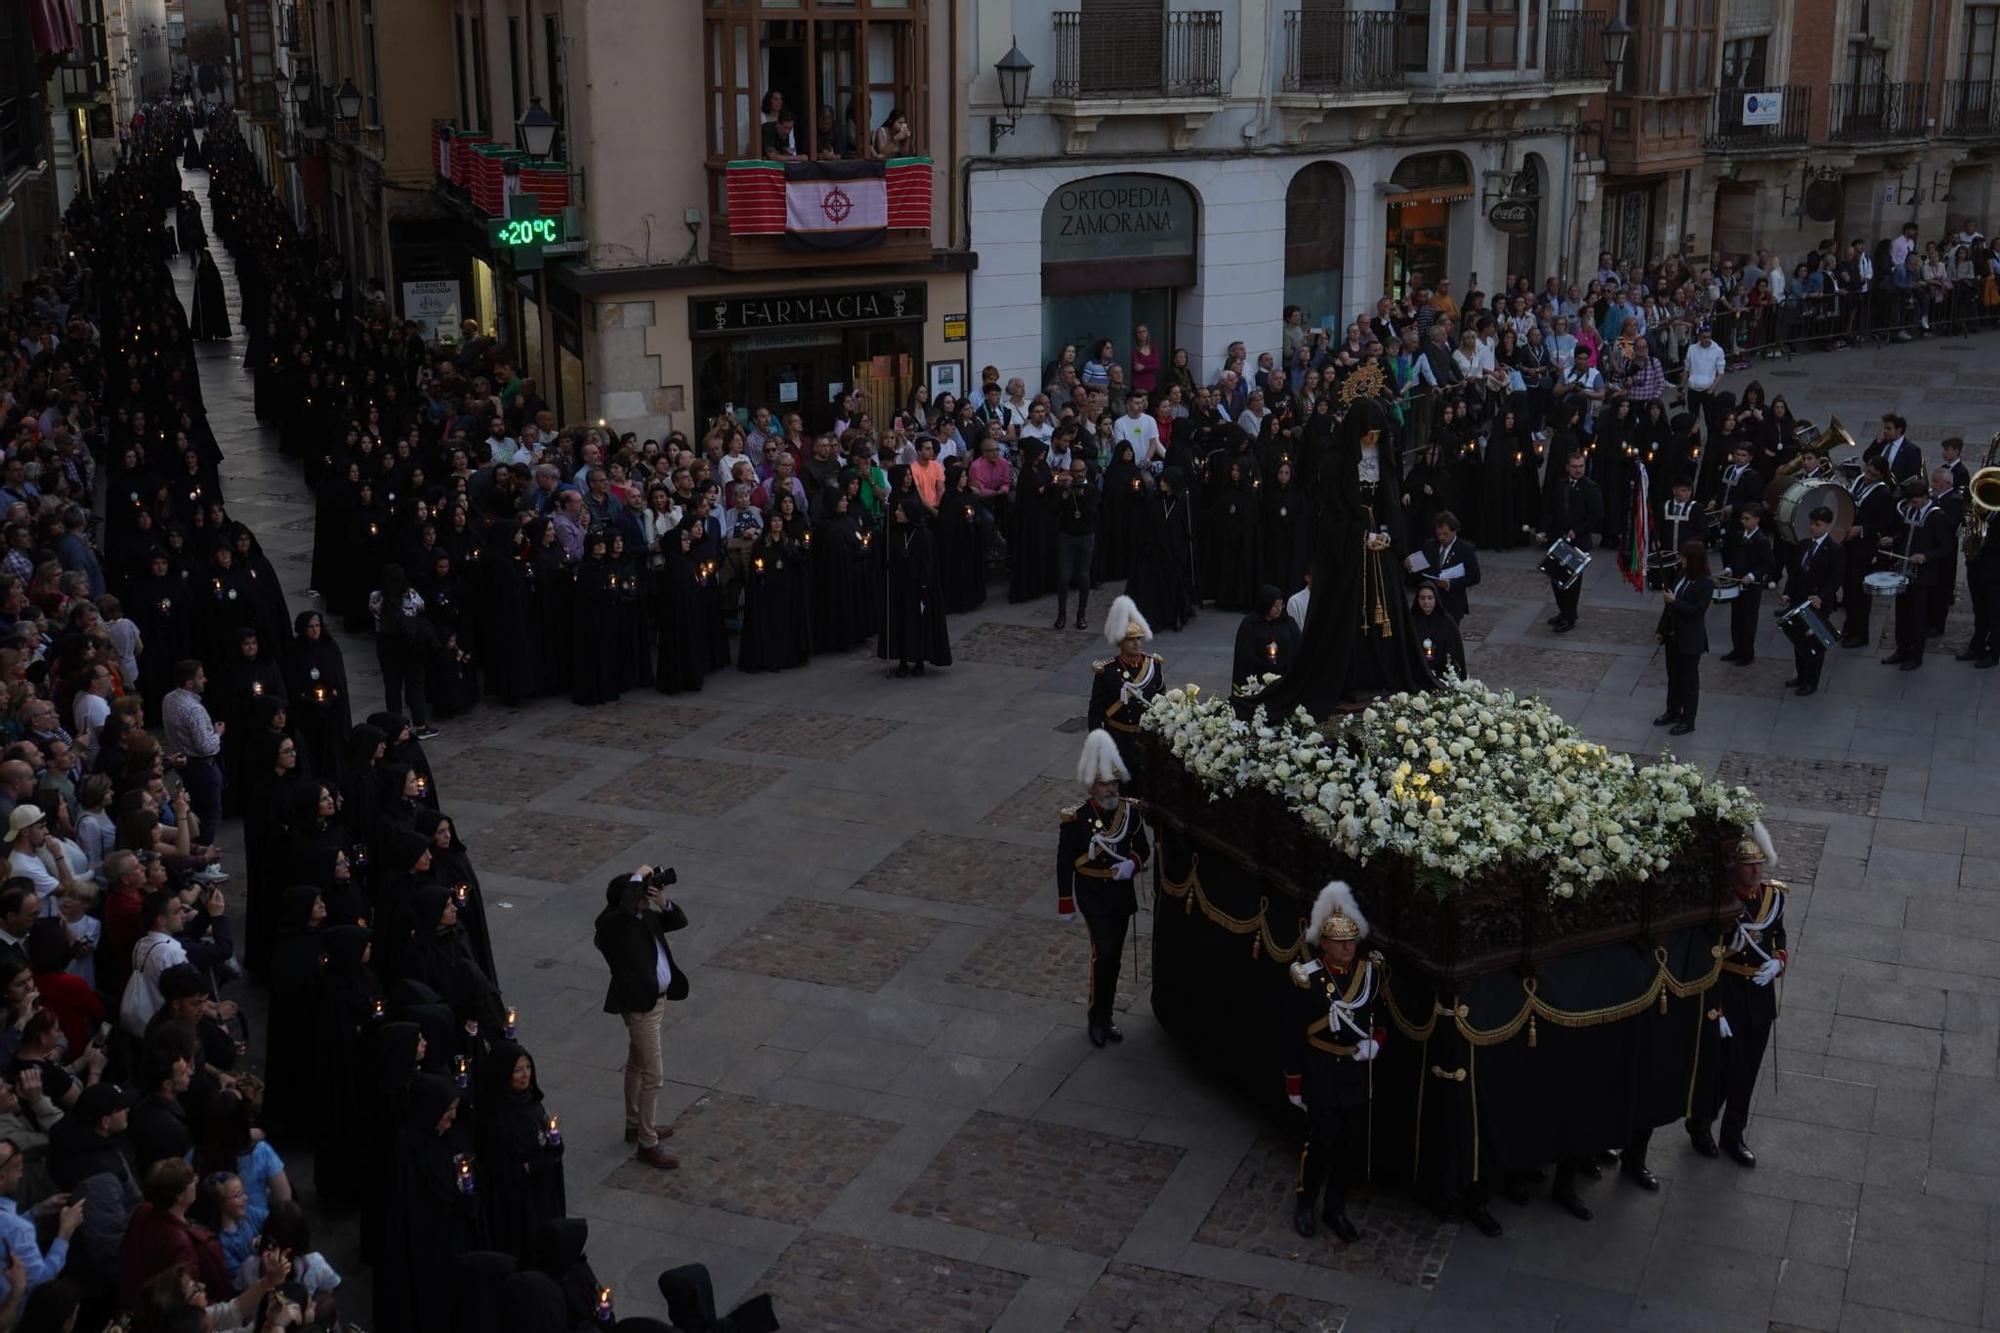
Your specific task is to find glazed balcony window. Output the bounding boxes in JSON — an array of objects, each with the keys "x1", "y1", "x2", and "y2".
[{"x1": 704, "y1": 0, "x2": 923, "y2": 167}]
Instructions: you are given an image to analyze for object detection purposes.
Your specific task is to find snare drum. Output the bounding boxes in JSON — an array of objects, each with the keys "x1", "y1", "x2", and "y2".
[
  {"x1": 1645, "y1": 550, "x2": 1682, "y2": 591},
  {"x1": 1863, "y1": 570, "x2": 1910, "y2": 599},
  {"x1": 1712, "y1": 579, "x2": 1743, "y2": 603},
  {"x1": 1776, "y1": 601, "x2": 1837, "y2": 654},
  {"x1": 1539, "y1": 538, "x2": 1591, "y2": 591}
]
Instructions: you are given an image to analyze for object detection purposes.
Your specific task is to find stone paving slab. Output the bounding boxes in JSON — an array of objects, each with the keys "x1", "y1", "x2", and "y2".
[
  {"x1": 850, "y1": 831, "x2": 1046, "y2": 911},
  {"x1": 432, "y1": 745, "x2": 589, "y2": 805},
  {"x1": 1764, "y1": 820, "x2": 1831, "y2": 887},
  {"x1": 945, "y1": 917, "x2": 1150, "y2": 1011},
  {"x1": 1194, "y1": 1135, "x2": 1460, "y2": 1289},
  {"x1": 983, "y1": 777, "x2": 1079, "y2": 830},
  {"x1": 481, "y1": 809, "x2": 652, "y2": 884},
  {"x1": 1462, "y1": 643, "x2": 1616, "y2": 691},
  {"x1": 601, "y1": 1090, "x2": 898, "y2": 1224},
  {"x1": 892, "y1": 1111, "x2": 1184, "y2": 1256},
  {"x1": 722, "y1": 709, "x2": 905, "y2": 760},
  {"x1": 1521, "y1": 606, "x2": 1666, "y2": 647},
  {"x1": 756, "y1": 1233, "x2": 1027, "y2": 1332},
  {"x1": 709, "y1": 898, "x2": 945, "y2": 993},
  {"x1": 1713, "y1": 753, "x2": 1888, "y2": 815},
  {"x1": 956, "y1": 622, "x2": 1096, "y2": 670},
  {"x1": 588, "y1": 760, "x2": 785, "y2": 817},
  {"x1": 1064, "y1": 1261, "x2": 1350, "y2": 1330},
  {"x1": 540, "y1": 699, "x2": 724, "y2": 751}
]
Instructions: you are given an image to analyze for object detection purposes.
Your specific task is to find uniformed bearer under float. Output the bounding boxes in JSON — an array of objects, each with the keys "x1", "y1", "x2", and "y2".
[
  {"x1": 1088, "y1": 595, "x2": 1165, "y2": 797},
  {"x1": 1284, "y1": 881, "x2": 1384, "y2": 1244},
  {"x1": 1686, "y1": 818, "x2": 1787, "y2": 1168},
  {"x1": 1057, "y1": 730, "x2": 1152, "y2": 1049}
]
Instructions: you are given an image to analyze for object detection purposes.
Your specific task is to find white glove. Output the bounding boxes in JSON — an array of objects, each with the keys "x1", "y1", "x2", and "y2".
[
  {"x1": 1111, "y1": 858, "x2": 1137, "y2": 881},
  {"x1": 1751, "y1": 958, "x2": 1781, "y2": 987},
  {"x1": 1287, "y1": 1094, "x2": 1306, "y2": 1110},
  {"x1": 1350, "y1": 1038, "x2": 1380, "y2": 1062}
]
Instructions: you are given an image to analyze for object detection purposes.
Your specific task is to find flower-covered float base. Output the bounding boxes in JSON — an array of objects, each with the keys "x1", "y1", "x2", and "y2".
[{"x1": 1138, "y1": 681, "x2": 1761, "y2": 1192}]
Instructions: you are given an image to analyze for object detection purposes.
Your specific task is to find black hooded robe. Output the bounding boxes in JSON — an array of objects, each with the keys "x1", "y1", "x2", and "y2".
[
  {"x1": 879, "y1": 505, "x2": 952, "y2": 669},
  {"x1": 261, "y1": 887, "x2": 325, "y2": 1141},
  {"x1": 190, "y1": 251, "x2": 232, "y2": 340},
  {"x1": 1125, "y1": 479, "x2": 1198, "y2": 633},
  {"x1": 475, "y1": 1040, "x2": 566, "y2": 1263},
  {"x1": 375, "y1": 1073, "x2": 487, "y2": 1333},
  {"x1": 312, "y1": 925, "x2": 381, "y2": 1209}
]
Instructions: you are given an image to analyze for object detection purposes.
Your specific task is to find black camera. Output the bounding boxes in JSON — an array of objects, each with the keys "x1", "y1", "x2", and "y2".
[{"x1": 643, "y1": 866, "x2": 677, "y2": 889}]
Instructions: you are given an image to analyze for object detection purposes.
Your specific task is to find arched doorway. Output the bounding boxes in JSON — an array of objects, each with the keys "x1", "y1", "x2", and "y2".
[
  {"x1": 1384, "y1": 152, "x2": 1472, "y2": 299},
  {"x1": 1284, "y1": 163, "x2": 1348, "y2": 335},
  {"x1": 1040, "y1": 173, "x2": 1199, "y2": 384},
  {"x1": 1502, "y1": 155, "x2": 1545, "y2": 286}
]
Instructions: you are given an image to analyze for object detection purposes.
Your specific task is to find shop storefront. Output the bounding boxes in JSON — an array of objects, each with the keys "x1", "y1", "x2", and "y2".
[
  {"x1": 1384, "y1": 152, "x2": 1472, "y2": 300},
  {"x1": 1039, "y1": 173, "x2": 1197, "y2": 378},
  {"x1": 691, "y1": 282, "x2": 933, "y2": 433}
]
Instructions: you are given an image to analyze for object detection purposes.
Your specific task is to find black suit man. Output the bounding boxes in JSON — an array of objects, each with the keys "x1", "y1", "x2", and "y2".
[
  {"x1": 1963, "y1": 506, "x2": 2000, "y2": 667},
  {"x1": 1924, "y1": 469, "x2": 1966, "y2": 637},
  {"x1": 1779, "y1": 509, "x2": 1845, "y2": 694},
  {"x1": 1863, "y1": 415, "x2": 1923, "y2": 485},
  {"x1": 1411, "y1": 513, "x2": 1481, "y2": 621},
  {"x1": 1717, "y1": 447, "x2": 1765, "y2": 522},
  {"x1": 1541, "y1": 452, "x2": 1603, "y2": 632},
  {"x1": 1655, "y1": 543, "x2": 1713, "y2": 734},
  {"x1": 1841, "y1": 460, "x2": 1900, "y2": 646},
  {"x1": 592, "y1": 867, "x2": 690, "y2": 1167},
  {"x1": 1718, "y1": 507, "x2": 1776, "y2": 664},
  {"x1": 1886, "y1": 484, "x2": 1954, "y2": 670}
]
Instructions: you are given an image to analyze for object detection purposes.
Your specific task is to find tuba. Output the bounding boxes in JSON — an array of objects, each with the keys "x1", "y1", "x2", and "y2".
[{"x1": 1964, "y1": 432, "x2": 2000, "y2": 560}]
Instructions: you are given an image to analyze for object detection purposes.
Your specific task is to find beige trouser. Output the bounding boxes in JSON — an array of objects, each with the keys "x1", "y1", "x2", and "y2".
[{"x1": 621, "y1": 1000, "x2": 665, "y2": 1148}]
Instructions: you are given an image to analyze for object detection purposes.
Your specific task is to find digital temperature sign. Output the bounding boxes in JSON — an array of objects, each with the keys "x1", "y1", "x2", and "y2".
[{"x1": 489, "y1": 216, "x2": 561, "y2": 249}]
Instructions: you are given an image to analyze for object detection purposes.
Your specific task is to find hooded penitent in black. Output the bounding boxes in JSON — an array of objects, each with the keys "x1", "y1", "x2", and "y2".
[{"x1": 475, "y1": 1039, "x2": 567, "y2": 1262}]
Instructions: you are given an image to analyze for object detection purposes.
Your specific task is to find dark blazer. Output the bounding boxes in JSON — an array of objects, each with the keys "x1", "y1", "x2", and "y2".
[
  {"x1": 1720, "y1": 526, "x2": 1775, "y2": 586},
  {"x1": 1970, "y1": 511, "x2": 2000, "y2": 582},
  {"x1": 1411, "y1": 536, "x2": 1481, "y2": 621},
  {"x1": 1658, "y1": 575, "x2": 1713, "y2": 655},
  {"x1": 1718, "y1": 464, "x2": 1765, "y2": 513},
  {"x1": 1783, "y1": 533, "x2": 1845, "y2": 606},
  {"x1": 1544, "y1": 476, "x2": 1604, "y2": 547},
  {"x1": 592, "y1": 900, "x2": 691, "y2": 1015},
  {"x1": 1864, "y1": 437, "x2": 1924, "y2": 484},
  {"x1": 1902, "y1": 503, "x2": 1954, "y2": 587}
]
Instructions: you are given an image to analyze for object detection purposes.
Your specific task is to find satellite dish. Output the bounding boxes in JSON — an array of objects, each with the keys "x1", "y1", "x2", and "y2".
[{"x1": 1804, "y1": 177, "x2": 1841, "y2": 223}]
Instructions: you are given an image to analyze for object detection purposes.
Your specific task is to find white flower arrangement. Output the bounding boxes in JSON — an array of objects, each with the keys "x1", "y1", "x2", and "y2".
[{"x1": 1142, "y1": 678, "x2": 1761, "y2": 901}]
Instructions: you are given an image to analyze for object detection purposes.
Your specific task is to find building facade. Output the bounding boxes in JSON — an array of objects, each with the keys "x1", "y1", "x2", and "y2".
[
  {"x1": 966, "y1": 0, "x2": 1613, "y2": 389},
  {"x1": 402, "y1": 0, "x2": 965, "y2": 443},
  {"x1": 1584, "y1": 0, "x2": 1999, "y2": 268}
]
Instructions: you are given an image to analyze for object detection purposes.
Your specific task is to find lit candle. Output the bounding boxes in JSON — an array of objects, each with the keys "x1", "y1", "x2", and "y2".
[
  {"x1": 595, "y1": 1287, "x2": 613, "y2": 1323},
  {"x1": 455, "y1": 1153, "x2": 476, "y2": 1195},
  {"x1": 542, "y1": 1114, "x2": 562, "y2": 1147},
  {"x1": 754, "y1": 557, "x2": 765, "y2": 573},
  {"x1": 504, "y1": 1008, "x2": 517, "y2": 1039},
  {"x1": 453, "y1": 1055, "x2": 468, "y2": 1087},
  {"x1": 251, "y1": 681, "x2": 262, "y2": 695},
  {"x1": 1423, "y1": 638, "x2": 1435, "y2": 664},
  {"x1": 414, "y1": 774, "x2": 428, "y2": 795},
  {"x1": 1265, "y1": 639, "x2": 1277, "y2": 662},
  {"x1": 453, "y1": 882, "x2": 468, "y2": 908},
  {"x1": 370, "y1": 998, "x2": 385, "y2": 1021},
  {"x1": 313, "y1": 685, "x2": 328, "y2": 702}
]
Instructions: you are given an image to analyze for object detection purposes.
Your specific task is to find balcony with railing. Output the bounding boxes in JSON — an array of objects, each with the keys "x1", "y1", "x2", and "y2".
[
  {"x1": 1546, "y1": 9, "x2": 1607, "y2": 83},
  {"x1": 1050, "y1": 9, "x2": 1223, "y2": 100},
  {"x1": 1706, "y1": 85, "x2": 1811, "y2": 151},
  {"x1": 1944, "y1": 80, "x2": 2000, "y2": 137},
  {"x1": 1281, "y1": 8, "x2": 1406, "y2": 95},
  {"x1": 1827, "y1": 81, "x2": 1929, "y2": 142}
]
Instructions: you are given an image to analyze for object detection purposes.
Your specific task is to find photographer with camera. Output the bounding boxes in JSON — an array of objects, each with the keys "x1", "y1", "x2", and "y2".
[{"x1": 591, "y1": 866, "x2": 689, "y2": 1170}]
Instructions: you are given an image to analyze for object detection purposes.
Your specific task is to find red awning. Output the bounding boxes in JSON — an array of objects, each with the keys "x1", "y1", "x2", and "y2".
[{"x1": 29, "y1": 0, "x2": 81, "y2": 57}]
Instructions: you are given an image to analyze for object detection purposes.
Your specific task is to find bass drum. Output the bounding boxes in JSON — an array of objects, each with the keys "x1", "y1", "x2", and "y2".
[{"x1": 1773, "y1": 476, "x2": 1855, "y2": 543}]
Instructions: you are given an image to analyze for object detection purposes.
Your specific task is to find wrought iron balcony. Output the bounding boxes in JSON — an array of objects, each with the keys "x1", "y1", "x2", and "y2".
[
  {"x1": 1827, "y1": 81, "x2": 1929, "y2": 142},
  {"x1": 1707, "y1": 85, "x2": 1811, "y2": 150},
  {"x1": 1281, "y1": 9, "x2": 1405, "y2": 94},
  {"x1": 1944, "y1": 80, "x2": 2000, "y2": 137},
  {"x1": 1051, "y1": 9, "x2": 1223, "y2": 100},
  {"x1": 1547, "y1": 9, "x2": 1609, "y2": 82}
]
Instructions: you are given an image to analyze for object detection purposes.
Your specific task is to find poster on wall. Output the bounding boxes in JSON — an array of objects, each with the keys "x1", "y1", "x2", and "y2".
[
  {"x1": 927, "y1": 360, "x2": 963, "y2": 401},
  {"x1": 402, "y1": 280, "x2": 463, "y2": 343}
]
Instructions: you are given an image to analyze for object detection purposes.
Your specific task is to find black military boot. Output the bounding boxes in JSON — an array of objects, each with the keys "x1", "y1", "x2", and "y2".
[
  {"x1": 1053, "y1": 594, "x2": 1067, "y2": 630},
  {"x1": 1292, "y1": 1195, "x2": 1316, "y2": 1239},
  {"x1": 1074, "y1": 594, "x2": 1089, "y2": 630}
]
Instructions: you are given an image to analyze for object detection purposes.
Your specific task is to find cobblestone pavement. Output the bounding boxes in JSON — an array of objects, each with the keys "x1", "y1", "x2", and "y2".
[{"x1": 180, "y1": 145, "x2": 2000, "y2": 1328}]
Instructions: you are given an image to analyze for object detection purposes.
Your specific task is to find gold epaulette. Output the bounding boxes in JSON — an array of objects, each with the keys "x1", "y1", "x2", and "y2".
[
  {"x1": 1060, "y1": 804, "x2": 1079, "y2": 823},
  {"x1": 1092, "y1": 658, "x2": 1112, "y2": 674},
  {"x1": 1150, "y1": 653, "x2": 1165, "y2": 665},
  {"x1": 1761, "y1": 879, "x2": 1789, "y2": 892},
  {"x1": 1367, "y1": 949, "x2": 1385, "y2": 968}
]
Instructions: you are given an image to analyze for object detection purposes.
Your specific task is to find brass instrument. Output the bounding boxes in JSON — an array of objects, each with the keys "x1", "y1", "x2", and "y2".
[{"x1": 1963, "y1": 431, "x2": 2000, "y2": 559}]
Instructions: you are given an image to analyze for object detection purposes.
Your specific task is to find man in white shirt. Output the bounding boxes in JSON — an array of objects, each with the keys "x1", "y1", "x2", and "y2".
[
  {"x1": 6, "y1": 806, "x2": 71, "y2": 915},
  {"x1": 1112, "y1": 394, "x2": 1163, "y2": 471},
  {"x1": 482, "y1": 417, "x2": 517, "y2": 468},
  {"x1": 1889, "y1": 222, "x2": 1918, "y2": 271},
  {"x1": 1017, "y1": 398, "x2": 1056, "y2": 450},
  {"x1": 1236, "y1": 390, "x2": 1269, "y2": 438},
  {"x1": 1682, "y1": 324, "x2": 1728, "y2": 442},
  {"x1": 121, "y1": 890, "x2": 191, "y2": 1036}
]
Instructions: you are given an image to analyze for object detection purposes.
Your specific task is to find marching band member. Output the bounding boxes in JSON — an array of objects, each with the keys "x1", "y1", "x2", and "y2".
[
  {"x1": 1283, "y1": 882, "x2": 1382, "y2": 1243},
  {"x1": 1538, "y1": 452, "x2": 1602, "y2": 634},
  {"x1": 1718, "y1": 504, "x2": 1775, "y2": 666},
  {"x1": 1655, "y1": 539, "x2": 1713, "y2": 735},
  {"x1": 1840, "y1": 456, "x2": 1899, "y2": 647},
  {"x1": 1884, "y1": 478, "x2": 1953, "y2": 671},
  {"x1": 1777, "y1": 505, "x2": 1844, "y2": 696}
]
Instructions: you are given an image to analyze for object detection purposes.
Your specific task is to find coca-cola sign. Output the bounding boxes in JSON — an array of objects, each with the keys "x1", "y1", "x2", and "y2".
[{"x1": 1488, "y1": 199, "x2": 1536, "y2": 235}]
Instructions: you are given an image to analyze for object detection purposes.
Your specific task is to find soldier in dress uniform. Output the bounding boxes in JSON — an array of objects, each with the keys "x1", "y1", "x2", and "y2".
[
  {"x1": 1283, "y1": 881, "x2": 1383, "y2": 1243},
  {"x1": 1088, "y1": 595, "x2": 1165, "y2": 795},
  {"x1": 1056, "y1": 730, "x2": 1151, "y2": 1049},
  {"x1": 1687, "y1": 820, "x2": 1788, "y2": 1168}
]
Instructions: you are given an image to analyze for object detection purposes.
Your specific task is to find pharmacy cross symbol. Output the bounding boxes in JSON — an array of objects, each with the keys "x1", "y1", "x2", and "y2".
[{"x1": 821, "y1": 186, "x2": 854, "y2": 225}]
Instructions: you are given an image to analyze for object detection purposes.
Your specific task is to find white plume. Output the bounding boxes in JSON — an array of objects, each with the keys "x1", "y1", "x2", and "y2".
[
  {"x1": 1077, "y1": 729, "x2": 1131, "y2": 786},
  {"x1": 1751, "y1": 818, "x2": 1776, "y2": 873},
  {"x1": 1307, "y1": 879, "x2": 1370, "y2": 941},
  {"x1": 1103, "y1": 594, "x2": 1153, "y2": 647}
]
